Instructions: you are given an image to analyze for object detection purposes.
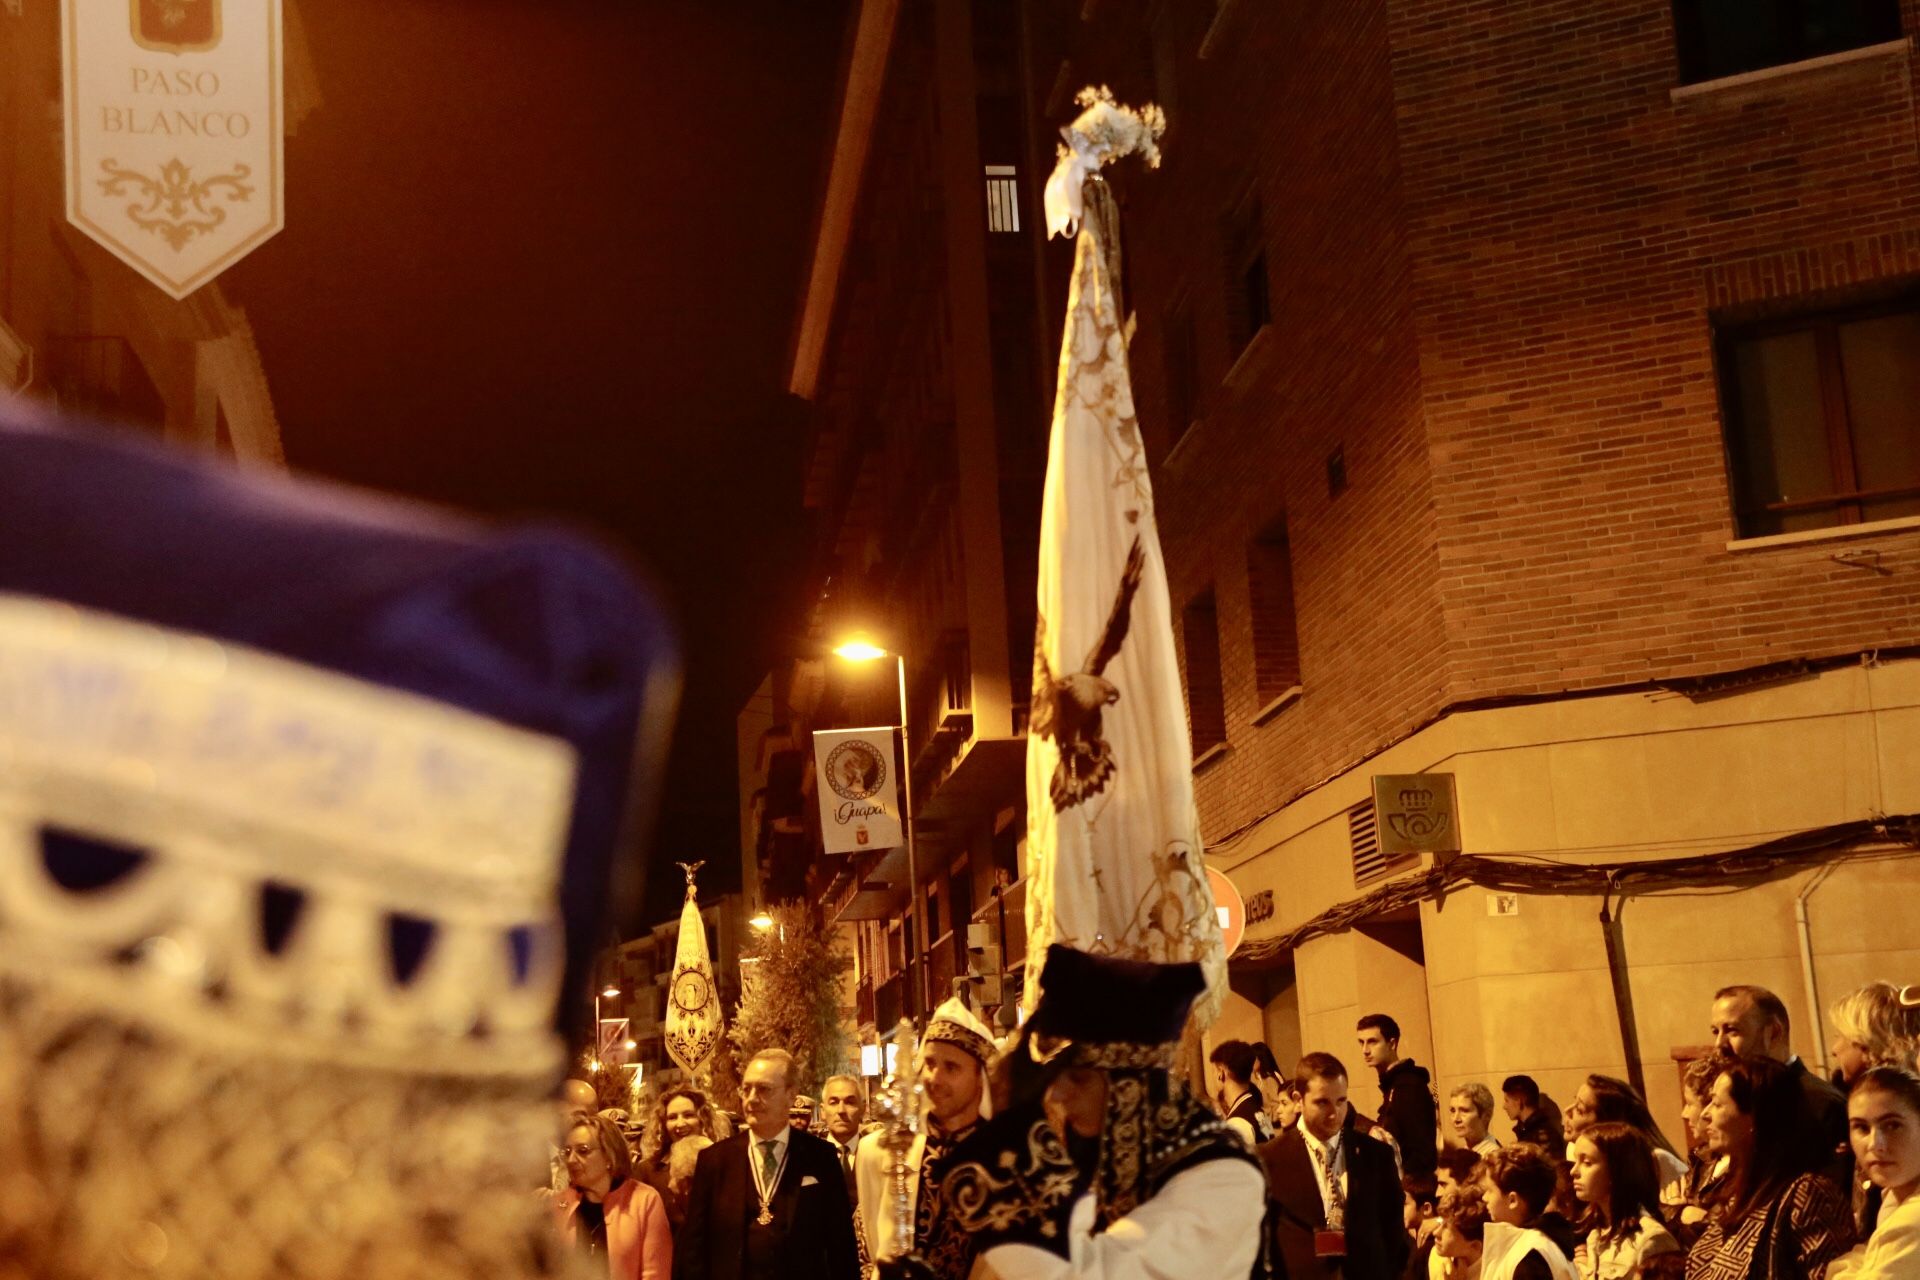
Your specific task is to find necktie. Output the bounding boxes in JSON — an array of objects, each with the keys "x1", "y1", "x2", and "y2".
[
  {"x1": 1320, "y1": 1138, "x2": 1346, "y2": 1230},
  {"x1": 759, "y1": 1139, "x2": 778, "y2": 1184}
]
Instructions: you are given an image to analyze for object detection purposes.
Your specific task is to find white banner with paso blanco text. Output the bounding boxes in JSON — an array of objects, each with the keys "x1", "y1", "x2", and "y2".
[
  {"x1": 64, "y1": 0, "x2": 284, "y2": 300},
  {"x1": 812, "y1": 727, "x2": 903, "y2": 855}
]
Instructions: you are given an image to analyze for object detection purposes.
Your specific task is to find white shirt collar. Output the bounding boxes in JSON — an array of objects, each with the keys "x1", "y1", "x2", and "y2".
[
  {"x1": 1299, "y1": 1117, "x2": 1343, "y2": 1159},
  {"x1": 751, "y1": 1124, "x2": 794, "y2": 1155}
]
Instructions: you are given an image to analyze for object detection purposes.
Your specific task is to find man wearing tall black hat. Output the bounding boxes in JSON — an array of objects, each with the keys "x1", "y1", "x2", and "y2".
[{"x1": 905, "y1": 945, "x2": 1266, "y2": 1280}]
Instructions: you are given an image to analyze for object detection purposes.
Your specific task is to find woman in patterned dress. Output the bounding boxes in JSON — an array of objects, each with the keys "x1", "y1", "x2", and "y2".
[{"x1": 1684, "y1": 1057, "x2": 1854, "y2": 1280}]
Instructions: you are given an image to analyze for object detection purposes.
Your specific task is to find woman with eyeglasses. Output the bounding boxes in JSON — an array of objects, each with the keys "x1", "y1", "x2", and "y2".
[{"x1": 557, "y1": 1112, "x2": 672, "y2": 1279}]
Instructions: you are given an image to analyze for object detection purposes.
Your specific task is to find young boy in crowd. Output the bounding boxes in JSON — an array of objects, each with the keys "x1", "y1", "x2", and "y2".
[
  {"x1": 1404, "y1": 1174, "x2": 1443, "y2": 1280},
  {"x1": 1478, "y1": 1146, "x2": 1578, "y2": 1280},
  {"x1": 1434, "y1": 1185, "x2": 1493, "y2": 1280},
  {"x1": 1437, "y1": 1147, "x2": 1483, "y2": 1198}
]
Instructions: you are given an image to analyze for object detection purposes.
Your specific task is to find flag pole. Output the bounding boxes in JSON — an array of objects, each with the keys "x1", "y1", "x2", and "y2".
[{"x1": 897, "y1": 652, "x2": 921, "y2": 1021}]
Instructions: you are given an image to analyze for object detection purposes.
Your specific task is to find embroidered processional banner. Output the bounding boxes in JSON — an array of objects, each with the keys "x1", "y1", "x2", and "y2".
[
  {"x1": 663, "y1": 862, "x2": 723, "y2": 1076},
  {"x1": 1023, "y1": 89, "x2": 1225, "y2": 1022}
]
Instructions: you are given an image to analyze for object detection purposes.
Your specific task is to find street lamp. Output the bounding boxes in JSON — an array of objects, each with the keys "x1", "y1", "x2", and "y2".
[
  {"x1": 748, "y1": 912, "x2": 775, "y2": 931},
  {"x1": 832, "y1": 639, "x2": 888, "y2": 662},
  {"x1": 834, "y1": 635, "x2": 922, "y2": 1021}
]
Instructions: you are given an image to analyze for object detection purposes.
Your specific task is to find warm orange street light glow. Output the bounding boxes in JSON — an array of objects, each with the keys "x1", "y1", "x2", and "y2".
[
  {"x1": 748, "y1": 912, "x2": 776, "y2": 930},
  {"x1": 832, "y1": 639, "x2": 888, "y2": 662},
  {"x1": 600, "y1": 985, "x2": 620, "y2": 999}
]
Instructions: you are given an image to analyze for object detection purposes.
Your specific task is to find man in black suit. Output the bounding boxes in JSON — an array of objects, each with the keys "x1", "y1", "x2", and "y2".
[
  {"x1": 674, "y1": 1048, "x2": 860, "y2": 1280},
  {"x1": 1258, "y1": 1052, "x2": 1410, "y2": 1280},
  {"x1": 819, "y1": 1074, "x2": 866, "y2": 1199}
]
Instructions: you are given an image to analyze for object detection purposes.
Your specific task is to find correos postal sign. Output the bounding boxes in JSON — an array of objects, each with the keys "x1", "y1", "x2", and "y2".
[{"x1": 63, "y1": 1, "x2": 283, "y2": 300}]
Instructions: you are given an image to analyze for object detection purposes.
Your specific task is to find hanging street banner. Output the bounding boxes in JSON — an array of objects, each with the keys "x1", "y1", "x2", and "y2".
[
  {"x1": 663, "y1": 862, "x2": 723, "y2": 1077},
  {"x1": 1023, "y1": 89, "x2": 1227, "y2": 1023},
  {"x1": 812, "y1": 726, "x2": 903, "y2": 855},
  {"x1": 63, "y1": 0, "x2": 284, "y2": 300}
]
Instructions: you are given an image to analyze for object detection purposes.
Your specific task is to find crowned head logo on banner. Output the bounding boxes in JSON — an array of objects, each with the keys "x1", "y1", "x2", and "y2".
[
  {"x1": 812, "y1": 727, "x2": 903, "y2": 855},
  {"x1": 63, "y1": 0, "x2": 283, "y2": 299},
  {"x1": 1025, "y1": 88, "x2": 1225, "y2": 1023},
  {"x1": 664, "y1": 861, "x2": 724, "y2": 1077}
]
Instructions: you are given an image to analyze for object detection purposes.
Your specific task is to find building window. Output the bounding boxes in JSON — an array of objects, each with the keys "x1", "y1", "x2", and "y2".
[
  {"x1": 1163, "y1": 295, "x2": 1198, "y2": 442},
  {"x1": 991, "y1": 823, "x2": 1019, "y2": 887},
  {"x1": 1672, "y1": 0, "x2": 1901, "y2": 84},
  {"x1": 1718, "y1": 300, "x2": 1920, "y2": 538},
  {"x1": 1221, "y1": 192, "x2": 1270, "y2": 358},
  {"x1": 1181, "y1": 588, "x2": 1227, "y2": 756},
  {"x1": 1248, "y1": 519, "x2": 1302, "y2": 706},
  {"x1": 985, "y1": 165, "x2": 1020, "y2": 233}
]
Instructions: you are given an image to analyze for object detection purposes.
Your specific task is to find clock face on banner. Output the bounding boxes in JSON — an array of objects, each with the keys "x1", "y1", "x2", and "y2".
[{"x1": 672, "y1": 970, "x2": 711, "y2": 1013}]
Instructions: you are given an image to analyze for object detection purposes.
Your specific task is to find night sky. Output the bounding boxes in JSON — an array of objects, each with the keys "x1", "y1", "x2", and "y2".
[{"x1": 225, "y1": 0, "x2": 850, "y2": 924}]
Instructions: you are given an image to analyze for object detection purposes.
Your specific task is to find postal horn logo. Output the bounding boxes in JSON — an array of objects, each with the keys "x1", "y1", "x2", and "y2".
[
  {"x1": 824, "y1": 739, "x2": 886, "y2": 803},
  {"x1": 133, "y1": 0, "x2": 223, "y2": 54}
]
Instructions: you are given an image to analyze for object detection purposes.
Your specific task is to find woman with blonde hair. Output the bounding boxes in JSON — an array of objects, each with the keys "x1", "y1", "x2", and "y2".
[
  {"x1": 637, "y1": 1087, "x2": 721, "y2": 1236},
  {"x1": 556, "y1": 1112, "x2": 672, "y2": 1279},
  {"x1": 1830, "y1": 984, "x2": 1920, "y2": 1088}
]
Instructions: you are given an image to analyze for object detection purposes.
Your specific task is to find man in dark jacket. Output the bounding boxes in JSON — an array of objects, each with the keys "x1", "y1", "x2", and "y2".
[
  {"x1": 1358, "y1": 1013, "x2": 1437, "y2": 1178},
  {"x1": 1259, "y1": 1052, "x2": 1410, "y2": 1280},
  {"x1": 1501, "y1": 1076, "x2": 1565, "y2": 1154},
  {"x1": 675, "y1": 1048, "x2": 860, "y2": 1280}
]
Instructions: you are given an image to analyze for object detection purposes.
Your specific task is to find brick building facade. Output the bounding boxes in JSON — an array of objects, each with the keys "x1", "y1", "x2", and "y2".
[{"x1": 1035, "y1": 0, "x2": 1920, "y2": 1135}]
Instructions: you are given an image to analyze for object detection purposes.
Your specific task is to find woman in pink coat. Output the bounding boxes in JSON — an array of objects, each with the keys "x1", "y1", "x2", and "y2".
[{"x1": 557, "y1": 1112, "x2": 673, "y2": 1280}]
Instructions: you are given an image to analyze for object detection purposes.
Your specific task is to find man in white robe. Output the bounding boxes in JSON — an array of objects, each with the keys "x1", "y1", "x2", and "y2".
[{"x1": 856, "y1": 995, "x2": 996, "y2": 1272}]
